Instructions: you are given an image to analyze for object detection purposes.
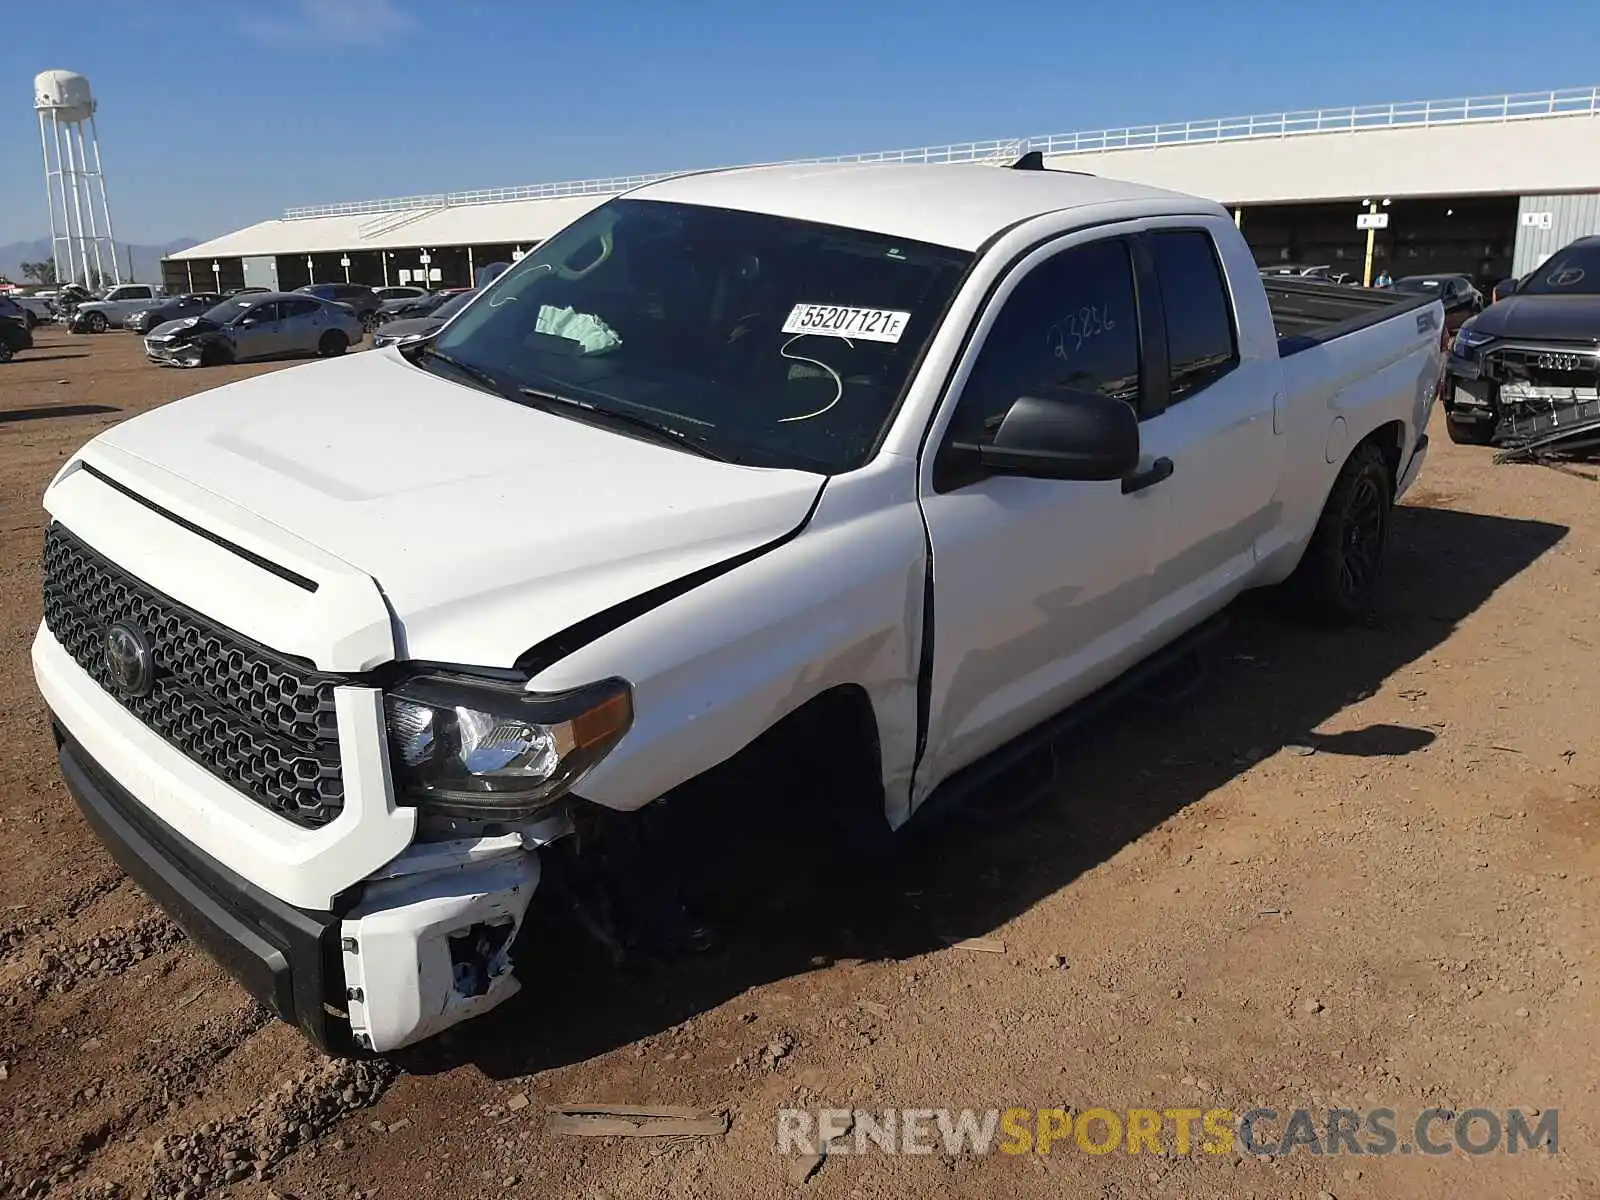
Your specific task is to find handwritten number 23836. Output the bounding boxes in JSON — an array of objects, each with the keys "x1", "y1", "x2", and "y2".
[{"x1": 1047, "y1": 305, "x2": 1116, "y2": 363}]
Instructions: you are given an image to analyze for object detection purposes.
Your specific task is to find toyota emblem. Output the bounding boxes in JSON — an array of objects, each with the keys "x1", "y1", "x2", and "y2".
[{"x1": 103, "y1": 622, "x2": 154, "y2": 697}]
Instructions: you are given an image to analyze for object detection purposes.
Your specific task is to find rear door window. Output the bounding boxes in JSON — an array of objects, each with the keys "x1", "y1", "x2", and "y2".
[{"x1": 1150, "y1": 231, "x2": 1239, "y2": 402}]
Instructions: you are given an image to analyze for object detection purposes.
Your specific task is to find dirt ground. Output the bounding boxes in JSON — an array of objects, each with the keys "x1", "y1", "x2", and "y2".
[{"x1": 1, "y1": 327, "x2": 1597, "y2": 1200}]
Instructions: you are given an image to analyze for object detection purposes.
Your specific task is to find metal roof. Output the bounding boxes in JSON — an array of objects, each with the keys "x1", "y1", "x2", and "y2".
[
  {"x1": 168, "y1": 193, "x2": 612, "y2": 262},
  {"x1": 170, "y1": 85, "x2": 1600, "y2": 264}
]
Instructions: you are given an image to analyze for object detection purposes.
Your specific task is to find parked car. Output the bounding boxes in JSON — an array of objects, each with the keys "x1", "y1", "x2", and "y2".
[
  {"x1": 371, "y1": 289, "x2": 475, "y2": 348},
  {"x1": 124, "y1": 293, "x2": 226, "y2": 335},
  {"x1": 33, "y1": 164, "x2": 1439, "y2": 1053},
  {"x1": 295, "y1": 282, "x2": 382, "y2": 331},
  {"x1": 1392, "y1": 275, "x2": 1483, "y2": 333},
  {"x1": 1260, "y1": 263, "x2": 1334, "y2": 281},
  {"x1": 12, "y1": 294, "x2": 58, "y2": 329},
  {"x1": 373, "y1": 288, "x2": 464, "y2": 324},
  {"x1": 70, "y1": 282, "x2": 168, "y2": 333},
  {"x1": 1444, "y1": 235, "x2": 1600, "y2": 446},
  {"x1": 0, "y1": 297, "x2": 35, "y2": 362},
  {"x1": 143, "y1": 291, "x2": 365, "y2": 367},
  {"x1": 373, "y1": 285, "x2": 429, "y2": 303}
]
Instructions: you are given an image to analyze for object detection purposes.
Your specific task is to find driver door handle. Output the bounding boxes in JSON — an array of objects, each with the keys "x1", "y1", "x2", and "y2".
[{"x1": 1121, "y1": 456, "x2": 1174, "y2": 495}]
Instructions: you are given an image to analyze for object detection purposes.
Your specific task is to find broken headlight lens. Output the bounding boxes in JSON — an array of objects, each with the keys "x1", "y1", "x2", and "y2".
[{"x1": 383, "y1": 673, "x2": 632, "y2": 819}]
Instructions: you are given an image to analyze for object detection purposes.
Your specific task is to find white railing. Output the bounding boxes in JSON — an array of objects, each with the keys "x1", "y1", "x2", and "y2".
[{"x1": 282, "y1": 86, "x2": 1599, "y2": 221}]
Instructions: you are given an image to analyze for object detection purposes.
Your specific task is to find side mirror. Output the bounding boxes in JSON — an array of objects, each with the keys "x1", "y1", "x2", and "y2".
[
  {"x1": 238, "y1": 316, "x2": 259, "y2": 327},
  {"x1": 957, "y1": 389, "x2": 1141, "y2": 482}
]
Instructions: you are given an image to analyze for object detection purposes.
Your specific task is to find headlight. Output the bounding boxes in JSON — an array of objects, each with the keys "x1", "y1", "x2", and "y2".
[
  {"x1": 383, "y1": 673, "x2": 632, "y2": 819},
  {"x1": 1453, "y1": 328, "x2": 1494, "y2": 356}
]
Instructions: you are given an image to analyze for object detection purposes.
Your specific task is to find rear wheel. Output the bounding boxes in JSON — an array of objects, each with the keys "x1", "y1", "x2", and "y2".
[
  {"x1": 318, "y1": 330, "x2": 348, "y2": 357},
  {"x1": 23, "y1": 311, "x2": 36, "y2": 331},
  {"x1": 84, "y1": 311, "x2": 108, "y2": 334},
  {"x1": 1286, "y1": 442, "x2": 1393, "y2": 623},
  {"x1": 0, "y1": 340, "x2": 13, "y2": 364}
]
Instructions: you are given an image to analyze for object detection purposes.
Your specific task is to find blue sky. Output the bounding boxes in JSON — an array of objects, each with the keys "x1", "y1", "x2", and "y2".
[{"x1": 3, "y1": 0, "x2": 1596, "y2": 245}]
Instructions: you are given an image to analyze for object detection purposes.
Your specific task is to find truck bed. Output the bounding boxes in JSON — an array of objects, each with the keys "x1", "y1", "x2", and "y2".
[{"x1": 1265, "y1": 277, "x2": 1436, "y2": 356}]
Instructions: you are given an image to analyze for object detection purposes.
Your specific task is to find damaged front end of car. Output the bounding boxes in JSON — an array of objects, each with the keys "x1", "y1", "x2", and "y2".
[
  {"x1": 144, "y1": 319, "x2": 220, "y2": 368},
  {"x1": 1448, "y1": 337, "x2": 1600, "y2": 459}
]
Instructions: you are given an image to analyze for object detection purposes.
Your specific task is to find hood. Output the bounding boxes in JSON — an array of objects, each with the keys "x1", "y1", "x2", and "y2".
[
  {"x1": 375, "y1": 316, "x2": 445, "y2": 340},
  {"x1": 148, "y1": 316, "x2": 217, "y2": 340},
  {"x1": 86, "y1": 349, "x2": 825, "y2": 669},
  {"x1": 1468, "y1": 293, "x2": 1600, "y2": 343}
]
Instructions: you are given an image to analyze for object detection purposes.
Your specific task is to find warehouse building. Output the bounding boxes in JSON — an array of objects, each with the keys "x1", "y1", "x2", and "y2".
[{"x1": 166, "y1": 86, "x2": 1600, "y2": 294}]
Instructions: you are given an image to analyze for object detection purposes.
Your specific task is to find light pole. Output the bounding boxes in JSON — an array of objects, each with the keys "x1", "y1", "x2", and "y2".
[
  {"x1": 211, "y1": 259, "x2": 220, "y2": 293},
  {"x1": 340, "y1": 254, "x2": 351, "y2": 283}
]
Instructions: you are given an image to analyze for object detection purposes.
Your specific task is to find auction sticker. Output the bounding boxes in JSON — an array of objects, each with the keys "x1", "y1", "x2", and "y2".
[{"x1": 782, "y1": 304, "x2": 911, "y2": 343}]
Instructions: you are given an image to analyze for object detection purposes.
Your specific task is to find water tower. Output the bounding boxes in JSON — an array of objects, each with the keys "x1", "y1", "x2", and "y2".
[{"x1": 34, "y1": 69, "x2": 121, "y2": 288}]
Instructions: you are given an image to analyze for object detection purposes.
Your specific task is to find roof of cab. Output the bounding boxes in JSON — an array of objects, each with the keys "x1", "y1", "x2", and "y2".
[{"x1": 629, "y1": 161, "x2": 1223, "y2": 252}]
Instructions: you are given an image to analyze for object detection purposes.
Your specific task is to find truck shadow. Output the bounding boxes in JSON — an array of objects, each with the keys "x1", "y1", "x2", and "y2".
[{"x1": 411, "y1": 502, "x2": 1566, "y2": 1080}]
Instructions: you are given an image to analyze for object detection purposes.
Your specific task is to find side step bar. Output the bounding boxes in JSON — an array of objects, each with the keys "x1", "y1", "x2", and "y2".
[{"x1": 907, "y1": 614, "x2": 1230, "y2": 833}]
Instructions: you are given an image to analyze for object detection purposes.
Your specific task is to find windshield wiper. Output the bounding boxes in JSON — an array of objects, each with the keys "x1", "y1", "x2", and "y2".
[
  {"x1": 516, "y1": 387, "x2": 730, "y2": 462},
  {"x1": 406, "y1": 344, "x2": 511, "y2": 398}
]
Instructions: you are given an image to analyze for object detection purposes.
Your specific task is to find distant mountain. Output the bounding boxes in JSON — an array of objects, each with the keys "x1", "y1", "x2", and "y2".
[{"x1": 0, "y1": 237, "x2": 201, "y2": 287}]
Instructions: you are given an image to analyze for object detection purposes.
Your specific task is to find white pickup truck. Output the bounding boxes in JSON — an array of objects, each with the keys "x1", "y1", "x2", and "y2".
[
  {"x1": 33, "y1": 163, "x2": 1441, "y2": 1053},
  {"x1": 70, "y1": 282, "x2": 168, "y2": 332}
]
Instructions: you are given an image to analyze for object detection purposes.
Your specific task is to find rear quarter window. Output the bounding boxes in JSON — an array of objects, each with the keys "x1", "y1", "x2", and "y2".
[{"x1": 1151, "y1": 230, "x2": 1239, "y2": 402}]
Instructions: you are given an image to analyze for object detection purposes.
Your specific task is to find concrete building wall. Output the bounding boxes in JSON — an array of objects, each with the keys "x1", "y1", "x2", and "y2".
[
  {"x1": 1513, "y1": 192, "x2": 1600, "y2": 276},
  {"x1": 1043, "y1": 113, "x2": 1600, "y2": 206}
]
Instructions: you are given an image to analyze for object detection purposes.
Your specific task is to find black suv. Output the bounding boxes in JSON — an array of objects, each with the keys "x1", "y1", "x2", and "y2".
[
  {"x1": 1445, "y1": 236, "x2": 1600, "y2": 447},
  {"x1": 295, "y1": 283, "x2": 382, "y2": 330},
  {"x1": 0, "y1": 296, "x2": 35, "y2": 363}
]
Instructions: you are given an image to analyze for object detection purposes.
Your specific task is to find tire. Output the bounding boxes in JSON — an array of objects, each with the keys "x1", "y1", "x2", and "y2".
[
  {"x1": 1286, "y1": 441, "x2": 1394, "y2": 623},
  {"x1": 84, "y1": 311, "x2": 108, "y2": 334},
  {"x1": 198, "y1": 341, "x2": 231, "y2": 368},
  {"x1": 1445, "y1": 413, "x2": 1495, "y2": 445},
  {"x1": 0, "y1": 341, "x2": 13, "y2": 364},
  {"x1": 360, "y1": 312, "x2": 378, "y2": 334},
  {"x1": 318, "y1": 330, "x2": 348, "y2": 357},
  {"x1": 24, "y1": 311, "x2": 36, "y2": 331}
]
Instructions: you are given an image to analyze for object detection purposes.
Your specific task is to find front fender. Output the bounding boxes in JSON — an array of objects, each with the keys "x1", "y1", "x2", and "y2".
[{"x1": 526, "y1": 466, "x2": 928, "y2": 828}]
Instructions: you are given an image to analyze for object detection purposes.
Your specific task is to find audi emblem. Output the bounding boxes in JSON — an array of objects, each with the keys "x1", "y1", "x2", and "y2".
[{"x1": 1536, "y1": 352, "x2": 1584, "y2": 371}]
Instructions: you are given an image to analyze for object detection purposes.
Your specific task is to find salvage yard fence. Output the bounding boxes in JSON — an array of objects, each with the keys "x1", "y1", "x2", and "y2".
[{"x1": 283, "y1": 86, "x2": 1600, "y2": 221}]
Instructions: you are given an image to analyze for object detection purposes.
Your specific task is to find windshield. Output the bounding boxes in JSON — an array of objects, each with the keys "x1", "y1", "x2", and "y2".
[
  {"x1": 1519, "y1": 243, "x2": 1600, "y2": 296},
  {"x1": 201, "y1": 297, "x2": 260, "y2": 324},
  {"x1": 427, "y1": 198, "x2": 971, "y2": 472}
]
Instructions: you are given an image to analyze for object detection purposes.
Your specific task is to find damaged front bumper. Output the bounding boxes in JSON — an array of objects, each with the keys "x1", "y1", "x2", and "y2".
[
  {"x1": 54, "y1": 725, "x2": 556, "y2": 1054},
  {"x1": 1447, "y1": 344, "x2": 1600, "y2": 447}
]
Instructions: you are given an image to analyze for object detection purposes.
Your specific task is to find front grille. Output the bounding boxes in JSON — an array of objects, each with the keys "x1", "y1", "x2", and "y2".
[
  {"x1": 1484, "y1": 346, "x2": 1600, "y2": 391},
  {"x1": 42, "y1": 524, "x2": 345, "y2": 828}
]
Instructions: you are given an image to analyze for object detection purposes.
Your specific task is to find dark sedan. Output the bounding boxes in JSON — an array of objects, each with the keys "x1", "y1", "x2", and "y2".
[
  {"x1": 296, "y1": 282, "x2": 382, "y2": 330},
  {"x1": 371, "y1": 289, "x2": 475, "y2": 348},
  {"x1": 373, "y1": 288, "x2": 465, "y2": 323},
  {"x1": 125, "y1": 293, "x2": 225, "y2": 335},
  {"x1": 1392, "y1": 275, "x2": 1483, "y2": 333}
]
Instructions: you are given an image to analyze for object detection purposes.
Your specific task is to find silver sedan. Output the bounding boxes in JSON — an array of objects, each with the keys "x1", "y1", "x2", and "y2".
[{"x1": 144, "y1": 292, "x2": 366, "y2": 367}]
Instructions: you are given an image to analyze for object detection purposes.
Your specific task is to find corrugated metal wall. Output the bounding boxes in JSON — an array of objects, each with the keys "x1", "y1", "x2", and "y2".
[{"x1": 1514, "y1": 193, "x2": 1600, "y2": 276}]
